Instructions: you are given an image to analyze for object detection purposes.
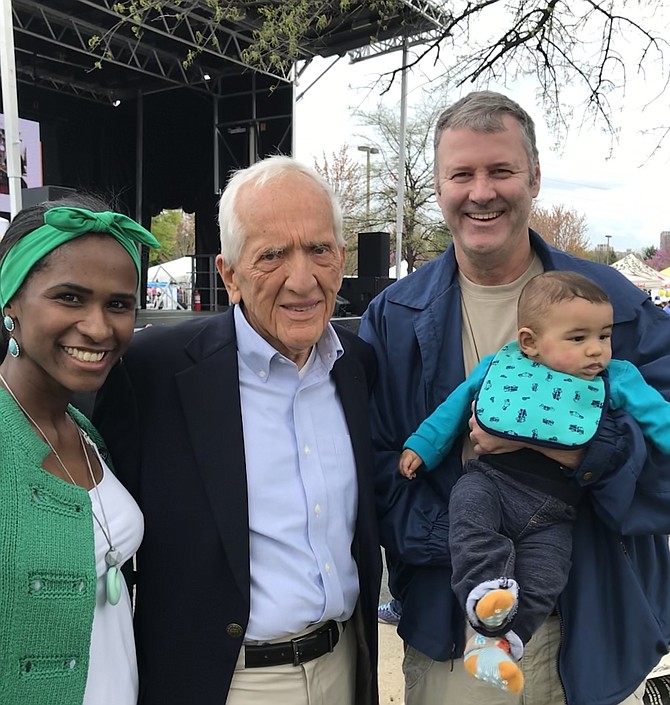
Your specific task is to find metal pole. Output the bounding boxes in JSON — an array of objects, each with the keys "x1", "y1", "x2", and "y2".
[
  {"x1": 394, "y1": 37, "x2": 408, "y2": 279},
  {"x1": 605, "y1": 234, "x2": 611, "y2": 264},
  {"x1": 357, "y1": 145, "x2": 378, "y2": 224},
  {"x1": 291, "y1": 62, "x2": 297, "y2": 158},
  {"x1": 135, "y1": 91, "x2": 143, "y2": 223},
  {"x1": 213, "y1": 86, "x2": 220, "y2": 195},
  {"x1": 0, "y1": 0, "x2": 23, "y2": 216},
  {"x1": 135, "y1": 90, "x2": 146, "y2": 307},
  {"x1": 365, "y1": 149, "x2": 371, "y2": 220}
]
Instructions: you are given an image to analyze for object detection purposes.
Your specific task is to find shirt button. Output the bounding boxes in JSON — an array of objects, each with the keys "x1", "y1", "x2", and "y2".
[
  {"x1": 67, "y1": 658, "x2": 77, "y2": 670},
  {"x1": 304, "y1": 445, "x2": 312, "y2": 455},
  {"x1": 325, "y1": 563, "x2": 331, "y2": 574},
  {"x1": 315, "y1": 504, "x2": 321, "y2": 515},
  {"x1": 583, "y1": 472, "x2": 593, "y2": 482},
  {"x1": 226, "y1": 623, "x2": 244, "y2": 638},
  {"x1": 258, "y1": 370, "x2": 266, "y2": 378}
]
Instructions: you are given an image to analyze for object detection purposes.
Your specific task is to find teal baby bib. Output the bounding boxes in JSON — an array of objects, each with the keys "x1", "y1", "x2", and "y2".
[{"x1": 474, "y1": 342, "x2": 608, "y2": 448}]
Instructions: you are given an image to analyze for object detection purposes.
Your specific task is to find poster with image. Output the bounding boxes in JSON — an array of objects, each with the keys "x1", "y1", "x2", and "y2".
[{"x1": 0, "y1": 114, "x2": 42, "y2": 214}]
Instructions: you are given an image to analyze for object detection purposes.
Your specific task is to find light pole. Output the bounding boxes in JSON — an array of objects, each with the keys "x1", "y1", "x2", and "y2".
[
  {"x1": 357, "y1": 145, "x2": 379, "y2": 222},
  {"x1": 605, "y1": 234, "x2": 612, "y2": 264}
]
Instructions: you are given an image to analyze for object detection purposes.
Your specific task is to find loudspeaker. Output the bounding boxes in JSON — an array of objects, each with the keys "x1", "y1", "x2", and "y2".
[
  {"x1": 338, "y1": 276, "x2": 395, "y2": 316},
  {"x1": 21, "y1": 186, "x2": 77, "y2": 208},
  {"x1": 358, "y1": 231, "x2": 390, "y2": 277}
]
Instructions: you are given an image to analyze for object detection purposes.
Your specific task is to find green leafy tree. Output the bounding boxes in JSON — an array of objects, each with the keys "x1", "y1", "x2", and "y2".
[
  {"x1": 150, "y1": 209, "x2": 195, "y2": 265},
  {"x1": 642, "y1": 245, "x2": 658, "y2": 261},
  {"x1": 90, "y1": 1, "x2": 403, "y2": 78}
]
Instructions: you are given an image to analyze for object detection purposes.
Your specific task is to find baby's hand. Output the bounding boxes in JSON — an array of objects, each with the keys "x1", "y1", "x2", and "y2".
[{"x1": 399, "y1": 449, "x2": 424, "y2": 479}]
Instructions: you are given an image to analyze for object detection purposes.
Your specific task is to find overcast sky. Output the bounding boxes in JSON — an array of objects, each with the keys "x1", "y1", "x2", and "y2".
[{"x1": 294, "y1": 41, "x2": 670, "y2": 255}]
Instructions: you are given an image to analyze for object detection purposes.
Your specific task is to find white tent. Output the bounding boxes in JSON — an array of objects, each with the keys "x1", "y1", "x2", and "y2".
[
  {"x1": 389, "y1": 260, "x2": 408, "y2": 278},
  {"x1": 147, "y1": 257, "x2": 193, "y2": 310},
  {"x1": 147, "y1": 256, "x2": 193, "y2": 286},
  {"x1": 610, "y1": 254, "x2": 670, "y2": 290}
]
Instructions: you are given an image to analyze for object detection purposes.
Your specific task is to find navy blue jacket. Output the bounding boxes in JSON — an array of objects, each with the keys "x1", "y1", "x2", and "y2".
[{"x1": 360, "y1": 231, "x2": 670, "y2": 705}]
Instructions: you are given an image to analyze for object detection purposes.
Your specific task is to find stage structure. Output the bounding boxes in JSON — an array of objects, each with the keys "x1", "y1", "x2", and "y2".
[{"x1": 2, "y1": 0, "x2": 447, "y2": 309}]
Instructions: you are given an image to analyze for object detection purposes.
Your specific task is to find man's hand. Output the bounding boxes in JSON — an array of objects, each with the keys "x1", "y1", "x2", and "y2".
[
  {"x1": 468, "y1": 413, "x2": 524, "y2": 456},
  {"x1": 399, "y1": 449, "x2": 424, "y2": 479}
]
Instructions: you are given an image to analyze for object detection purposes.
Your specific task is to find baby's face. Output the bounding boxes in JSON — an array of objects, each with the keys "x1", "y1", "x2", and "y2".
[{"x1": 532, "y1": 299, "x2": 613, "y2": 380}]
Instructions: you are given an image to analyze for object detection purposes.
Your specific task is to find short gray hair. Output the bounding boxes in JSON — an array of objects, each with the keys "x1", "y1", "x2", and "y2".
[
  {"x1": 217, "y1": 155, "x2": 344, "y2": 266},
  {"x1": 434, "y1": 91, "x2": 539, "y2": 183}
]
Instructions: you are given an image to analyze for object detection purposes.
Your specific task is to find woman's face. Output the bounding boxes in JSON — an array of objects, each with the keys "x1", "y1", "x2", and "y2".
[{"x1": 4, "y1": 234, "x2": 137, "y2": 394}]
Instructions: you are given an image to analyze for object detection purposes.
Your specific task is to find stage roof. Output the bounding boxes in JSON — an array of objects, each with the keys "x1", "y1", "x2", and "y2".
[{"x1": 10, "y1": 0, "x2": 448, "y2": 105}]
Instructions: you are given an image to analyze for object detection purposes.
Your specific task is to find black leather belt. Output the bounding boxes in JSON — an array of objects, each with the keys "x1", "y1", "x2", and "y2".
[{"x1": 245, "y1": 620, "x2": 343, "y2": 668}]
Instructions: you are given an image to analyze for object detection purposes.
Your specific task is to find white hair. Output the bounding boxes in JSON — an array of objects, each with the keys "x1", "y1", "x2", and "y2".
[{"x1": 217, "y1": 155, "x2": 344, "y2": 266}]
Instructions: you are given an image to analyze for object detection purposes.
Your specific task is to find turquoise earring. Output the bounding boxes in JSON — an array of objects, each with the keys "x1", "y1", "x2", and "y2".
[{"x1": 3, "y1": 315, "x2": 20, "y2": 358}]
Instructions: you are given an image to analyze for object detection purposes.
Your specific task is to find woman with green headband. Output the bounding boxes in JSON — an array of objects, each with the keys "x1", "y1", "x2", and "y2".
[{"x1": 0, "y1": 194, "x2": 159, "y2": 705}]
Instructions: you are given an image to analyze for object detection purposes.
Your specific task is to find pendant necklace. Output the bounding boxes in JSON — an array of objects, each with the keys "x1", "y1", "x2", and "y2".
[
  {"x1": 78, "y1": 429, "x2": 123, "y2": 606},
  {"x1": 0, "y1": 371, "x2": 122, "y2": 605}
]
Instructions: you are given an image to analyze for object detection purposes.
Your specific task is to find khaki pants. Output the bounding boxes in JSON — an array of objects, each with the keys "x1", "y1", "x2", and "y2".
[
  {"x1": 404, "y1": 616, "x2": 646, "y2": 705},
  {"x1": 226, "y1": 622, "x2": 355, "y2": 705}
]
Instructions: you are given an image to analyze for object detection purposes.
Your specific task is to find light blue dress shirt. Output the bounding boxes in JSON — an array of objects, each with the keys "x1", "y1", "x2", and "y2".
[{"x1": 233, "y1": 305, "x2": 359, "y2": 641}]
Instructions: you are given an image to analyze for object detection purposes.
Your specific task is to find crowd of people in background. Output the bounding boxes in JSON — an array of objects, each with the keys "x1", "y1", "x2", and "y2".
[{"x1": 651, "y1": 293, "x2": 670, "y2": 315}]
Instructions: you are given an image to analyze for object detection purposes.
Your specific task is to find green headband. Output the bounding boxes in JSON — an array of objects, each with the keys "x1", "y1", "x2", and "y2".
[{"x1": 0, "y1": 206, "x2": 161, "y2": 308}]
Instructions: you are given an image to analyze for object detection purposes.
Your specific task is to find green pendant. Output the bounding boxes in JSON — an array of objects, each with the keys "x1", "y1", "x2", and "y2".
[{"x1": 106, "y1": 565, "x2": 122, "y2": 606}]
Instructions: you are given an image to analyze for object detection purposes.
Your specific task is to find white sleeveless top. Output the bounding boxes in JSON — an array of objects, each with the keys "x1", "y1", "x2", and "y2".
[{"x1": 83, "y1": 451, "x2": 143, "y2": 705}]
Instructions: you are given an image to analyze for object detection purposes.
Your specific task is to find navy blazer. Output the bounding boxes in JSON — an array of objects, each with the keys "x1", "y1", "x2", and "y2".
[{"x1": 94, "y1": 308, "x2": 381, "y2": 705}]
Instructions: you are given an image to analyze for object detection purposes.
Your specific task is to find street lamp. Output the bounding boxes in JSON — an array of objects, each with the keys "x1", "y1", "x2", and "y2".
[
  {"x1": 358, "y1": 145, "x2": 379, "y2": 222},
  {"x1": 605, "y1": 234, "x2": 612, "y2": 264}
]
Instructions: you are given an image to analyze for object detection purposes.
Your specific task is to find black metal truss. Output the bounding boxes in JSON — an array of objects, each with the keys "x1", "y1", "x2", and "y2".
[
  {"x1": 11, "y1": 0, "x2": 282, "y2": 102},
  {"x1": 73, "y1": 0, "x2": 292, "y2": 83},
  {"x1": 10, "y1": 0, "x2": 449, "y2": 103},
  {"x1": 348, "y1": 0, "x2": 449, "y2": 63}
]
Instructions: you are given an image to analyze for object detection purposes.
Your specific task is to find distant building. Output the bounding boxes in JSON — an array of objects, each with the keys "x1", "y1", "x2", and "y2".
[{"x1": 661, "y1": 231, "x2": 670, "y2": 250}]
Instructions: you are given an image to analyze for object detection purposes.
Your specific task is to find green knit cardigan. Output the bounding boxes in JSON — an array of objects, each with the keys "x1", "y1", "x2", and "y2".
[{"x1": 0, "y1": 390, "x2": 108, "y2": 705}]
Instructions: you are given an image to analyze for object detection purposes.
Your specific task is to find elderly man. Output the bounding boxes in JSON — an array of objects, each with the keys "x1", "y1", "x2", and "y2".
[
  {"x1": 360, "y1": 91, "x2": 670, "y2": 705},
  {"x1": 94, "y1": 156, "x2": 381, "y2": 705}
]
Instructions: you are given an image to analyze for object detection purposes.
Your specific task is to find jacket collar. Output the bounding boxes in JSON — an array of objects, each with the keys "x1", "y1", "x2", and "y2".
[
  {"x1": 383, "y1": 229, "x2": 646, "y2": 324},
  {"x1": 182, "y1": 308, "x2": 237, "y2": 363}
]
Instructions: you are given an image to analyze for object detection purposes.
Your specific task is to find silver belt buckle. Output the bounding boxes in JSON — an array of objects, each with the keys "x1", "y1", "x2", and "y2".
[{"x1": 291, "y1": 636, "x2": 303, "y2": 666}]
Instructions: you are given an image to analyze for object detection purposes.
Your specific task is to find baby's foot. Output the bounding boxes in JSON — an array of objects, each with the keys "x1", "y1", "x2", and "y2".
[
  {"x1": 463, "y1": 633, "x2": 524, "y2": 693},
  {"x1": 475, "y1": 588, "x2": 516, "y2": 629}
]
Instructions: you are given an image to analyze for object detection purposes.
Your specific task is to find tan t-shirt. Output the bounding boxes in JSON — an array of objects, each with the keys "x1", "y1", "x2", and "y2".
[{"x1": 459, "y1": 255, "x2": 544, "y2": 460}]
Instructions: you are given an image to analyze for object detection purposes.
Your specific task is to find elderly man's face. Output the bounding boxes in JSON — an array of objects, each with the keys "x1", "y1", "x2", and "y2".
[{"x1": 217, "y1": 172, "x2": 345, "y2": 368}]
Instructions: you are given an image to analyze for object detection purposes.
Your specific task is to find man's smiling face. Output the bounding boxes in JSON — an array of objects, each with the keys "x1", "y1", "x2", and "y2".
[{"x1": 434, "y1": 115, "x2": 541, "y2": 273}]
